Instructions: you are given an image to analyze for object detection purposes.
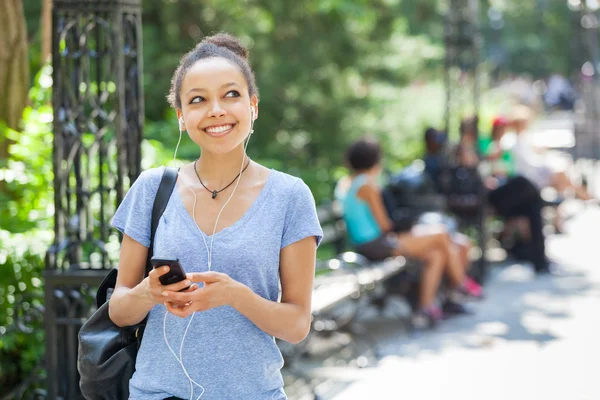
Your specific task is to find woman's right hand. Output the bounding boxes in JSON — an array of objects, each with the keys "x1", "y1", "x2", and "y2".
[{"x1": 145, "y1": 266, "x2": 197, "y2": 307}]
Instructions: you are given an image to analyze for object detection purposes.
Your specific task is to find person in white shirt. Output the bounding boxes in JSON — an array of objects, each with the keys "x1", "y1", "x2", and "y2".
[{"x1": 511, "y1": 106, "x2": 593, "y2": 200}]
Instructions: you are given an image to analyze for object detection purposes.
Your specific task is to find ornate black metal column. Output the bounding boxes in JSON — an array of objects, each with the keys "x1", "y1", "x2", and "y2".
[
  {"x1": 444, "y1": 0, "x2": 481, "y2": 140},
  {"x1": 45, "y1": 0, "x2": 143, "y2": 398},
  {"x1": 442, "y1": 0, "x2": 488, "y2": 283},
  {"x1": 571, "y1": 2, "x2": 600, "y2": 161}
]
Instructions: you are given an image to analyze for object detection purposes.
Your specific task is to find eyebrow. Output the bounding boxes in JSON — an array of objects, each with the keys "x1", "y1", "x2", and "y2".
[{"x1": 185, "y1": 82, "x2": 239, "y2": 95}]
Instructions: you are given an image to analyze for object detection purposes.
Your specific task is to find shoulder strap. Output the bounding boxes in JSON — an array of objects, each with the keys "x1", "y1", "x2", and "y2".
[
  {"x1": 145, "y1": 167, "x2": 179, "y2": 276},
  {"x1": 95, "y1": 167, "x2": 178, "y2": 308}
]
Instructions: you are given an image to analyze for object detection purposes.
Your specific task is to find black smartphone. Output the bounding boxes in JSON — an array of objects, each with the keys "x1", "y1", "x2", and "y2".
[{"x1": 150, "y1": 256, "x2": 190, "y2": 289}]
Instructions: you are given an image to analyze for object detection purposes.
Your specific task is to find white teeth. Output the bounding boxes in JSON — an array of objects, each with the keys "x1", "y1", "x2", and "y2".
[{"x1": 205, "y1": 124, "x2": 233, "y2": 133}]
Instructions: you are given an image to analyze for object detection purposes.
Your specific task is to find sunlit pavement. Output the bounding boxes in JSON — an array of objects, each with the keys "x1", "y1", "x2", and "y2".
[
  {"x1": 287, "y1": 114, "x2": 600, "y2": 400},
  {"x1": 323, "y1": 205, "x2": 600, "y2": 400}
]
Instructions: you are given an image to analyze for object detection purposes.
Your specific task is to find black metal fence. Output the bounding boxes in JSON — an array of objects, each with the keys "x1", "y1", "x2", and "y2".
[
  {"x1": 442, "y1": 0, "x2": 487, "y2": 282},
  {"x1": 42, "y1": 0, "x2": 144, "y2": 398},
  {"x1": 444, "y1": 0, "x2": 481, "y2": 140}
]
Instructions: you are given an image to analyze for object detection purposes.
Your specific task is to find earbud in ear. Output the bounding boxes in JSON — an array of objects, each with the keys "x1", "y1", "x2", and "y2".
[
  {"x1": 249, "y1": 108, "x2": 255, "y2": 134},
  {"x1": 178, "y1": 117, "x2": 184, "y2": 130}
]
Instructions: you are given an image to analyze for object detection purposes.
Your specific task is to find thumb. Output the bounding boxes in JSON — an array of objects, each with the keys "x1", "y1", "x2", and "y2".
[{"x1": 186, "y1": 271, "x2": 223, "y2": 283}]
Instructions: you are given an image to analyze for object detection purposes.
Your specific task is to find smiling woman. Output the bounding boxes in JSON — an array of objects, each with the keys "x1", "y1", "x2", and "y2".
[{"x1": 105, "y1": 33, "x2": 323, "y2": 400}]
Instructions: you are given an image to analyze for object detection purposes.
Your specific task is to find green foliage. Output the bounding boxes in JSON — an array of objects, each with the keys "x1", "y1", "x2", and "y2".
[
  {"x1": 481, "y1": 0, "x2": 572, "y2": 78},
  {"x1": 139, "y1": 0, "x2": 443, "y2": 203},
  {"x1": 0, "y1": 65, "x2": 53, "y2": 394},
  {"x1": 0, "y1": 65, "x2": 54, "y2": 233},
  {"x1": 0, "y1": 230, "x2": 49, "y2": 392}
]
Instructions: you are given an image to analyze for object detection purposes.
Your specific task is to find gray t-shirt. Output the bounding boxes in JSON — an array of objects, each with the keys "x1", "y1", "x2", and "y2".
[{"x1": 112, "y1": 167, "x2": 323, "y2": 400}]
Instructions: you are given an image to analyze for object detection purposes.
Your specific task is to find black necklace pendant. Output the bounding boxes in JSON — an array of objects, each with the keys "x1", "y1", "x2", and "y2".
[{"x1": 194, "y1": 158, "x2": 251, "y2": 200}]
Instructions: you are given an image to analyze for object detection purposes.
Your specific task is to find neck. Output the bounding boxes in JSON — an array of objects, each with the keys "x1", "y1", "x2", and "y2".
[
  {"x1": 195, "y1": 144, "x2": 250, "y2": 188},
  {"x1": 353, "y1": 169, "x2": 376, "y2": 179}
]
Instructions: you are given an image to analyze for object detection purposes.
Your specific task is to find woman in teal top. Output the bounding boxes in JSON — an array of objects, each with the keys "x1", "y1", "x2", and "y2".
[
  {"x1": 336, "y1": 138, "x2": 482, "y2": 328},
  {"x1": 341, "y1": 173, "x2": 383, "y2": 245}
]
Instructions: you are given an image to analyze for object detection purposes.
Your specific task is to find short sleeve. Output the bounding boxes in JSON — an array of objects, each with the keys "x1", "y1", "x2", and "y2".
[
  {"x1": 111, "y1": 168, "x2": 163, "y2": 248},
  {"x1": 281, "y1": 180, "x2": 323, "y2": 249}
]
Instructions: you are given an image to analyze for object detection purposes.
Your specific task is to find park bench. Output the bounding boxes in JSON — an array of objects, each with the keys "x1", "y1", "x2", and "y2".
[
  {"x1": 279, "y1": 201, "x2": 412, "y2": 399},
  {"x1": 280, "y1": 202, "x2": 410, "y2": 360},
  {"x1": 438, "y1": 165, "x2": 488, "y2": 281}
]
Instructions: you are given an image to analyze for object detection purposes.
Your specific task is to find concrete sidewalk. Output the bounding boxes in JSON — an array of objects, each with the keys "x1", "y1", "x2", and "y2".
[{"x1": 308, "y1": 205, "x2": 600, "y2": 400}]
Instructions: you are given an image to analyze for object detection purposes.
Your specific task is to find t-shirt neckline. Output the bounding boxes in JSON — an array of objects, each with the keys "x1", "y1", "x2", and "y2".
[{"x1": 172, "y1": 169, "x2": 276, "y2": 239}]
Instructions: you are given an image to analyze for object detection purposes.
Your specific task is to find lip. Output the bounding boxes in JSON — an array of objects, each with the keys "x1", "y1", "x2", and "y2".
[{"x1": 202, "y1": 123, "x2": 236, "y2": 138}]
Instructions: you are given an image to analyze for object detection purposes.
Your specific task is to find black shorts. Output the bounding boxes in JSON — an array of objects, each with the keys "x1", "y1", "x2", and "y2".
[{"x1": 355, "y1": 235, "x2": 398, "y2": 261}]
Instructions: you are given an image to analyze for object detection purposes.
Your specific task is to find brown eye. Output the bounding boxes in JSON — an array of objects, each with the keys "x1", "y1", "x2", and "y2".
[
  {"x1": 189, "y1": 96, "x2": 204, "y2": 104},
  {"x1": 225, "y1": 90, "x2": 240, "y2": 98}
]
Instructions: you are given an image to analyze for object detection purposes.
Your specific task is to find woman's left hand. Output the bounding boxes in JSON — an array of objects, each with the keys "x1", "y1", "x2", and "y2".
[{"x1": 163, "y1": 271, "x2": 242, "y2": 318}]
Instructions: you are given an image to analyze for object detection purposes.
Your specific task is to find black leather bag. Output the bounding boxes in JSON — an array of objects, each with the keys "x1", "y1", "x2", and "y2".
[{"x1": 78, "y1": 167, "x2": 178, "y2": 399}]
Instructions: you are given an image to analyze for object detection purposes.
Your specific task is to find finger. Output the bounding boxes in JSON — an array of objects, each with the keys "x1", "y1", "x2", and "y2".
[
  {"x1": 162, "y1": 287, "x2": 202, "y2": 303},
  {"x1": 177, "y1": 302, "x2": 204, "y2": 314},
  {"x1": 165, "y1": 302, "x2": 189, "y2": 318},
  {"x1": 149, "y1": 266, "x2": 170, "y2": 280},
  {"x1": 166, "y1": 300, "x2": 192, "y2": 308},
  {"x1": 160, "y1": 283, "x2": 196, "y2": 301},
  {"x1": 179, "y1": 284, "x2": 198, "y2": 293},
  {"x1": 162, "y1": 278, "x2": 192, "y2": 292},
  {"x1": 186, "y1": 271, "x2": 223, "y2": 283}
]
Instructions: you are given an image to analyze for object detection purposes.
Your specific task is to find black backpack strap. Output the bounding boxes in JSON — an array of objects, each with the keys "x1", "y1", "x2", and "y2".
[
  {"x1": 145, "y1": 167, "x2": 179, "y2": 276},
  {"x1": 96, "y1": 167, "x2": 179, "y2": 308}
]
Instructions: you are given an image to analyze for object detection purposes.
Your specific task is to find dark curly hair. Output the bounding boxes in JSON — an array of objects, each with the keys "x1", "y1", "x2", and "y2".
[
  {"x1": 345, "y1": 137, "x2": 382, "y2": 172},
  {"x1": 167, "y1": 33, "x2": 259, "y2": 109}
]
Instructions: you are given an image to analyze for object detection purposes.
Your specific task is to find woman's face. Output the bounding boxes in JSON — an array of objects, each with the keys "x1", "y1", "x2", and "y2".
[{"x1": 178, "y1": 57, "x2": 258, "y2": 155}]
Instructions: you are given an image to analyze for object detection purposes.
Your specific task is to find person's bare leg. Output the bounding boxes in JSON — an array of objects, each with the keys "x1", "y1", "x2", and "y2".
[
  {"x1": 445, "y1": 241, "x2": 467, "y2": 286},
  {"x1": 552, "y1": 171, "x2": 592, "y2": 200},
  {"x1": 453, "y1": 232, "x2": 472, "y2": 274},
  {"x1": 397, "y1": 231, "x2": 466, "y2": 287},
  {"x1": 394, "y1": 244, "x2": 445, "y2": 308}
]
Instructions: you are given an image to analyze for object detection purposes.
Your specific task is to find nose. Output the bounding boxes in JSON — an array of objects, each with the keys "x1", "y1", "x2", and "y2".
[{"x1": 208, "y1": 101, "x2": 226, "y2": 118}]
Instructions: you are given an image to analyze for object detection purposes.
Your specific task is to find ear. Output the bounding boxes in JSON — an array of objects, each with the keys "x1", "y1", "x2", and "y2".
[
  {"x1": 250, "y1": 96, "x2": 259, "y2": 121},
  {"x1": 176, "y1": 109, "x2": 186, "y2": 131}
]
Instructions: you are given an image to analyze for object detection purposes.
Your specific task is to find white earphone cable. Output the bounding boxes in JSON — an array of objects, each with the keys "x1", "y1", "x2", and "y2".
[
  {"x1": 173, "y1": 118, "x2": 184, "y2": 168},
  {"x1": 163, "y1": 110, "x2": 255, "y2": 400}
]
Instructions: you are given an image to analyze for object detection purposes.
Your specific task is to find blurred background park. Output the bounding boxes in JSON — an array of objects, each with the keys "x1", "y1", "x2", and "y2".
[{"x1": 1, "y1": 0, "x2": 600, "y2": 399}]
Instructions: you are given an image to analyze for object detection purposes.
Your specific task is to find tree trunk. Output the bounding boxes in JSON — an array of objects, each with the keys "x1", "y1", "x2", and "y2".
[
  {"x1": 41, "y1": 0, "x2": 52, "y2": 63},
  {"x1": 0, "y1": 0, "x2": 30, "y2": 160}
]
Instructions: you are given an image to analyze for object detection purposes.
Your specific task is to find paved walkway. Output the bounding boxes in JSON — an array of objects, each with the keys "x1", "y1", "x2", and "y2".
[
  {"x1": 321, "y1": 204, "x2": 600, "y2": 400},
  {"x1": 286, "y1": 112, "x2": 600, "y2": 400},
  {"x1": 309, "y1": 113, "x2": 599, "y2": 400},
  {"x1": 290, "y1": 199, "x2": 596, "y2": 400}
]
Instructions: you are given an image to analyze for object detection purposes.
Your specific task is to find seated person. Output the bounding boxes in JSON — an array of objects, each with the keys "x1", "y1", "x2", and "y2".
[
  {"x1": 336, "y1": 138, "x2": 482, "y2": 328},
  {"x1": 512, "y1": 105, "x2": 593, "y2": 201},
  {"x1": 453, "y1": 116, "x2": 554, "y2": 274},
  {"x1": 479, "y1": 117, "x2": 516, "y2": 184},
  {"x1": 456, "y1": 116, "x2": 481, "y2": 168},
  {"x1": 423, "y1": 127, "x2": 448, "y2": 192}
]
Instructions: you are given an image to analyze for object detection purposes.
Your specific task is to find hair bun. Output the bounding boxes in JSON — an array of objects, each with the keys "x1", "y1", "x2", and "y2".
[{"x1": 203, "y1": 33, "x2": 249, "y2": 60}]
